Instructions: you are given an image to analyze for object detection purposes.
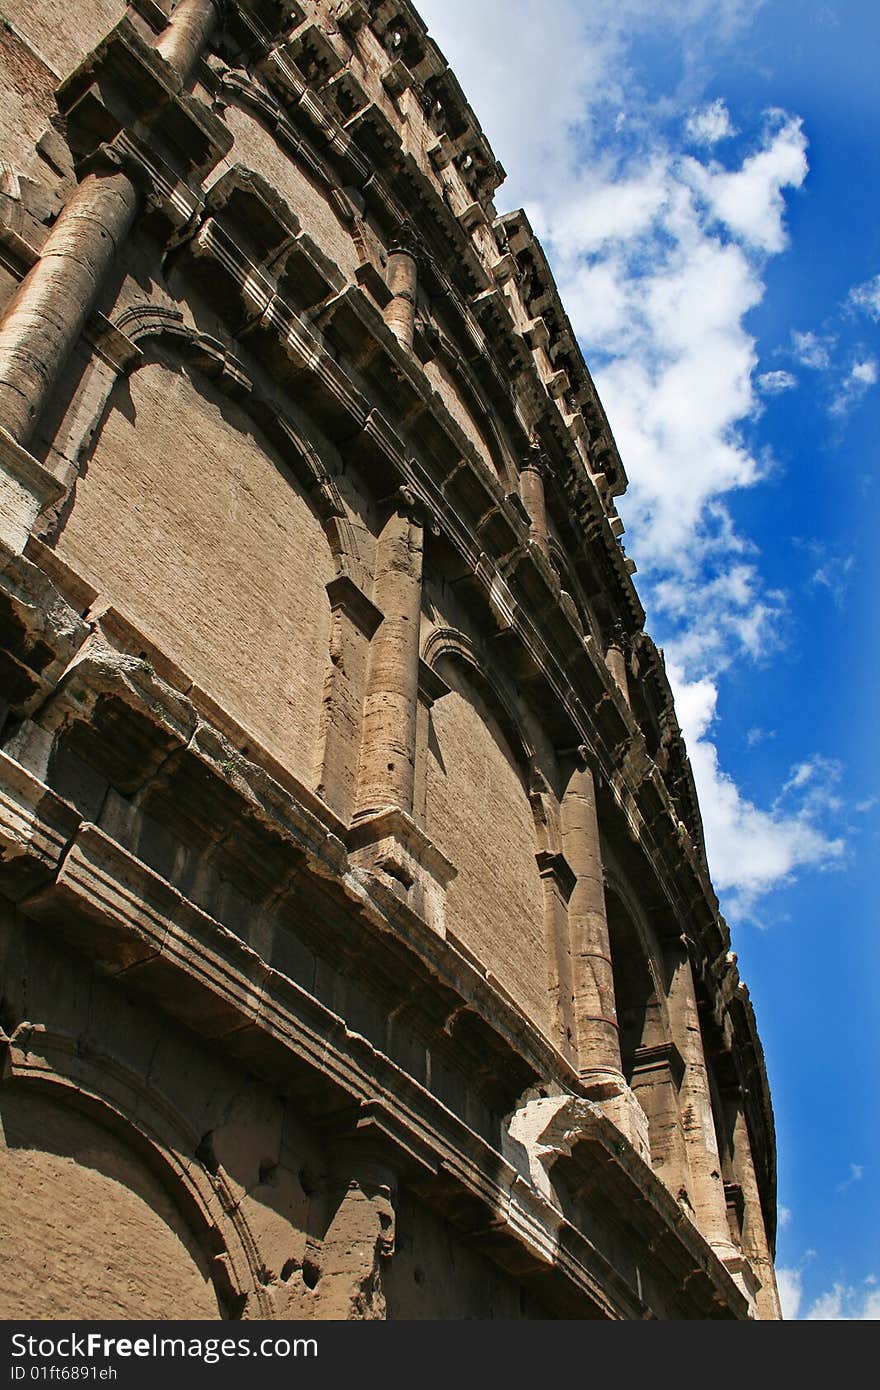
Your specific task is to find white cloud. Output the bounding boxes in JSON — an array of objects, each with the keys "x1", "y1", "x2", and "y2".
[
  {"x1": 776, "y1": 1266, "x2": 803, "y2": 1320},
  {"x1": 807, "y1": 1282, "x2": 880, "y2": 1320},
  {"x1": 849, "y1": 272, "x2": 880, "y2": 321},
  {"x1": 836, "y1": 1162, "x2": 864, "y2": 1193},
  {"x1": 684, "y1": 112, "x2": 807, "y2": 253},
  {"x1": 792, "y1": 329, "x2": 835, "y2": 369},
  {"x1": 831, "y1": 357, "x2": 879, "y2": 416},
  {"x1": 757, "y1": 369, "x2": 797, "y2": 394},
  {"x1": 852, "y1": 359, "x2": 878, "y2": 384},
  {"x1": 670, "y1": 666, "x2": 844, "y2": 918},
  {"x1": 778, "y1": 1267, "x2": 880, "y2": 1320},
  {"x1": 687, "y1": 98, "x2": 738, "y2": 145},
  {"x1": 778, "y1": 1204, "x2": 792, "y2": 1228}
]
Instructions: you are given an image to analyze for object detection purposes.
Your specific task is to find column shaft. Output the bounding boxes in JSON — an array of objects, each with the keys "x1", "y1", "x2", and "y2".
[
  {"x1": 606, "y1": 642, "x2": 630, "y2": 705},
  {"x1": 383, "y1": 249, "x2": 417, "y2": 350},
  {"x1": 355, "y1": 503, "x2": 423, "y2": 818},
  {"x1": 0, "y1": 0, "x2": 219, "y2": 447},
  {"x1": 560, "y1": 761, "x2": 623, "y2": 1080},
  {"x1": 156, "y1": 0, "x2": 220, "y2": 79},
  {"x1": 519, "y1": 461, "x2": 549, "y2": 548},
  {"x1": 0, "y1": 172, "x2": 139, "y2": 446},
  {"x1": 730, "y1": 1105, "x2": 782, "y2": 1319},
  {"x1": 666, "y1": 941, "x2": 736, "y2": 1254}
]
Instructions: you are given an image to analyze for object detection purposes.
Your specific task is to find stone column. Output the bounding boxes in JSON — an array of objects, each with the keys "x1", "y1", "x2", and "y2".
[
  {"x1": 383, "y1": 244, "x2": 418, "y2": 351},
  {"x1": 560, "y1": 756, "x2": 621, "y2": 1082},
  {"x1": 0, "y1": 171, "x2": 139, "y2": 448},
  {"x1": 519, "y1": 448, "x2": 549, "y2": 549},
  {"x1": 354, "y1": 490, "x2": 424, "y2": 820},
  {"x1": 666, "y1": 938, "x2": 738, "y2": 1261},
  {"x1": 156, "y1": 0, "x2": 221, "y2": 79},
  {"x1": 729, "y1": 1102, "x2": 782, "y2": 1319},
  {"x1": 0, "y1": 0, "x2": 219, "y2": 449},
  {"x1": 281, "y1": 1146, "x2": 397, "y2": 1321},
  {"x1": 629, "y1": 1042, "x2": 691, "y2": 1202},
  {"x1": 348, "y1": 495, "x2": 455, "y2": 936},
  {"x1": 605, "y1": 624, "x2": 630, "y2": 705},
  {"x1": 561, "y1": 750, "x2": 649, "y2": 1159},
  {"x1": 536, "y1": 849, "x2": 577, "y2": 1067},
  {"x1": 309, "y1": 1172, "x2": 396, "y2": 1320},
  {"x1": 315, "y1": 575, "x2": 382, "y2": 822}
]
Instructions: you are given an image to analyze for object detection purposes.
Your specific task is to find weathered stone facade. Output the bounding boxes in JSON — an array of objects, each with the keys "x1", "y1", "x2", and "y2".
[{"x1": 0, "y1": 0, "x2": 781, "y2": 1319}]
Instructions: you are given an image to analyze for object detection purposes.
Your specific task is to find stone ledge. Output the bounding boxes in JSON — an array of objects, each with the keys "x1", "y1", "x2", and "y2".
[
  {"x1": 0, "y1": 429, "x2": 66, "y2": 553},
  {"x1": 347, "y1": 806, "x2": 457, "y2": 939}
]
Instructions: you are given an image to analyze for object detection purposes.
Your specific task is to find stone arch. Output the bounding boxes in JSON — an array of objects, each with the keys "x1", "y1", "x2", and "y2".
[
  {"x1": 112, "y1": 306, "x2": 368, "y2": 588},
  {"x1": 546, "y1": 536, "x2": 600, "y2": 643},
  {"x1": 426, "y1": 340, "x2": 519, "y2": 492},
  {"x1": 0, "y1": 1029, "x2": 272, "y2": 1319},
  {"x1": 207, "y1": 69, "x2": 362, "y2": 278},
  {"x1": 421, "y1": 626, "x2": 555, "y2": 1033},
  {"x1": 52, "y1": 310, "x2": 357, "y2": 786},
  {"x1": 422, "y1": 627, "x2": 535, "y2": 772}
]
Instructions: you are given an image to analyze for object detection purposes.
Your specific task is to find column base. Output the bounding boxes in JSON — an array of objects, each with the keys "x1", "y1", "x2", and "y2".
[
  {"x1": 715, "y1": 1248, "x2": 761, "y2": 1317},
  {"x1": 0, "y1": 429, "x2": 64, "y2": 553},
  {"x1": 579, "y1": 1069, "x2": 652, "y2": 1164},
  {"x1": 347, "y1": 807, "x2": 456, "y2": 937}
]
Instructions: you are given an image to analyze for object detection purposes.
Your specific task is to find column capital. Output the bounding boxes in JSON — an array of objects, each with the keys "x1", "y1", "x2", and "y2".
[
  {"x1": 521, "y1": 441, "x2": 549, "y2": 477},
  {"x1": 608, "y1": 617, "x2": 630, "y2": 651},
  {"x1": 380, "y1": 483, "x2": 429, "y2": 527},
  {"x1": 388, "y1": 222, "x2": 421, "y2": 264}
]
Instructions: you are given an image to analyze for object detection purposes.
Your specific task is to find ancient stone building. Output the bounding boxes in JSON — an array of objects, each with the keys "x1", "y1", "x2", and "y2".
[{"x1": 0, "y1": 0, "x2": 781, "y2": 1320}]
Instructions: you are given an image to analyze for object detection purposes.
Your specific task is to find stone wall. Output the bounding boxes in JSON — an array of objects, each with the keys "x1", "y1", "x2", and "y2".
[{"x1": 55, "y1": 356, "x2": 334, "y2": 788}]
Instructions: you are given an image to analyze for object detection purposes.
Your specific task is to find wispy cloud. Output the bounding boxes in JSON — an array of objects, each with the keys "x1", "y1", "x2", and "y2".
[
  {"x1": 671, "y1": 666, "x2": 845, "y2": 920},
  {"x1": 791, "y1": 329, "x2": 836, "y2": 370},
  {"x1": 806, "y1": 1281, "x2": 880, "y2": 1320},
  {"x1": 746, "y1": 725, "x2": 776, "y2": 747},
  {"x1": 687, "y1": 98, "x2": 738, "y2": 145},
  {"x1": 848, "y1": 272, "x2": 880, "y2": 321},
  {"x1": 810, "y1": 553, "x2": 856, "y2": 607},
  {"x1": 778, "y1": 1262, "x2": 880, "y2": 1321},
  {"x1": 757, "y1": 368, "x2": 798, "y2": 394},
  {"x1": 830, "y1": 357, "x2": 878, "y2": 416},
  {"x1": 836, "y1": 1163, "x2": 864, "y2": 1194}
]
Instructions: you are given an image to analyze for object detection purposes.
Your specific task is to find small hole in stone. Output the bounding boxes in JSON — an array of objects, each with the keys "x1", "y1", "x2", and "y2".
[
  {"x1": 258, "y1": 1159, "x2": 277, "y2": 1186},
  {"x1": 280, "y1": 1257, "x2": 300, "y2": 1282},
  {"x1": 302, "y1": 1257, "x2": 321, "y2": 1290},
  {"x1": 299, "y1": 1167, "x2": 317, "y2": 1196}
]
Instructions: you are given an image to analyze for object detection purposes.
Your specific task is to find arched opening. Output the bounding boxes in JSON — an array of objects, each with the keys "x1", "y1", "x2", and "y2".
[{"x1": 0, "y1": 1084, "x2": 222, "y2": 1319}]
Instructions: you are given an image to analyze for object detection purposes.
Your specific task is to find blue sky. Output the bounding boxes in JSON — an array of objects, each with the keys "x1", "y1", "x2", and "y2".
[{"x1": 417, "y1": 0, "x2": 879, "y2": 1319}]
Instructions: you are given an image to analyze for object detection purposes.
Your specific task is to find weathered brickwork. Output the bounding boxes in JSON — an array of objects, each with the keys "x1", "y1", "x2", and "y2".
[
  {"x1": 56, "y1": 358, "x2": 335, "y2": 786},
  {"x1": 0, "y1": 0, "x2": 781, "y2": 1319}
]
